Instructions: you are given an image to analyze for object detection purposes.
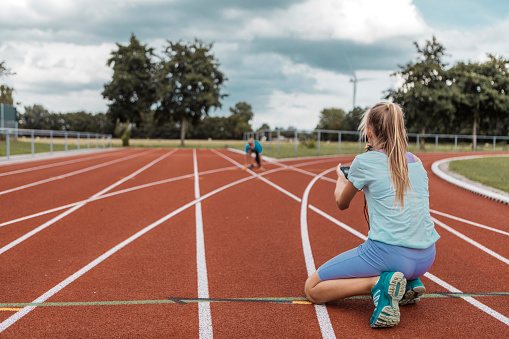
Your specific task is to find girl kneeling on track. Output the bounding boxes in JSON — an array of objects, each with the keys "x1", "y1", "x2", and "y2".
[{"x1": 304, "y1": 102, "x2": 440, "y2": 328}]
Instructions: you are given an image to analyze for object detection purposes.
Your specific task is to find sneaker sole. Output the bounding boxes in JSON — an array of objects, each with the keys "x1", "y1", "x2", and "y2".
[
  {"x1": 399, "y1": 285, "x2": 425, "y2": 305},
  {"x1": 370, "y1": 272, "x2": 406, "y2": 328}
]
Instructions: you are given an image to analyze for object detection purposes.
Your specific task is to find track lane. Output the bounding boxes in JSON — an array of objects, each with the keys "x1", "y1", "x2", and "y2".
[
  {"x1": 0, "y1": 149, "x2": 164, "y2": 223},
  {"x1": 0, "y1": 149, "x2": 140, "y2": 192},
  {"x1": 1, "y1": 149, "x2": 507, "y2": 337}
]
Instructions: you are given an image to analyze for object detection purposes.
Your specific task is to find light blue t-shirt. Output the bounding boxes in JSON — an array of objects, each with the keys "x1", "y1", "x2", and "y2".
[
  {"x1": 348, "y1": 151, "x2": 440, "y2": 249},
  {"x1": 245, "y1": 140, "x2": 263, "y2": 153}
]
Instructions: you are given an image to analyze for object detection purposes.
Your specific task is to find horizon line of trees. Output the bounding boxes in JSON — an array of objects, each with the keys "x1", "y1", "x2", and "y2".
[
  {"x1": 316, "y1": 37, "x2": 509, "y2": 142},
  {"x1": 2, "y1": 35, "x2": 509, "y2": 143}
]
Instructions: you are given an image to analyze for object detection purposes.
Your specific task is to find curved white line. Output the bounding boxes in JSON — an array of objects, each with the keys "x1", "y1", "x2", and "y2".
[
  {"x1": 306, "y1": 204, "x2": 509, "y2": 326},
  {"x1": 431, "y1": 155, "x2": 509, "y2": 204},
  {"x1": 301, "y1": 167, "x2": 337, "y2": 339}
]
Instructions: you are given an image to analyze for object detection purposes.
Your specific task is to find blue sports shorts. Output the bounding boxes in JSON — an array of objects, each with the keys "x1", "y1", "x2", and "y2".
[{"x1": 317, "y1": 239, "x2": 436, "y2": 281}]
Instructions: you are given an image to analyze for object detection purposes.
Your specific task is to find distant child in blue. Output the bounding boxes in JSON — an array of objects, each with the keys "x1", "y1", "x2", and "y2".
[
  {"x1": 304, "y1": 103, "x2": 440, "y2": 328},
  {"x1": 245, "y1": 138, "x2": 264, "y2": 170}
]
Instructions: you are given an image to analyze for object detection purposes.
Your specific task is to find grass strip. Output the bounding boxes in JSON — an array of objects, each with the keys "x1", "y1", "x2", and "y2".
[{"x1": 448, "y1": 157, "x2": 509, "y2": 193}]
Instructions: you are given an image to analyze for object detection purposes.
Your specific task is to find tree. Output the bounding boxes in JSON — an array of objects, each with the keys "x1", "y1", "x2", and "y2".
[
  {"x1": 19, "y1": 105, "x2": 52, "y2": 129},
  {"x1": 0, "y1": 61, "x2": 15, "y2": 105},
  {"x1": 449, "y1": 55, "x2": 509, "y2": 147},
  {"x1": 385, "y1": 36, "x2": 455, "y2": 139},
  {"x1": 229, "y1": 101, "x2": 253, "y2": 123},
  {"x1": 102, "y1": 34, "x2": 157, "y2": 145},
  {"x1": 316, "y1": 108, "x2": 346, "y2": 130},
  {"x1": 154, "y1": 39, "x2": 227, "y2": 147}
]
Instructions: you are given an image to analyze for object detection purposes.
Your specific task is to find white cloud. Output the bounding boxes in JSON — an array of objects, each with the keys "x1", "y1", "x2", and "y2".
[
  {"x1": 1, "y1": 41, "x2": 114, "y2": 111},
  {"x1": 431, "y1": 17, "x2": 509, "y2": 65},
  {"x1": 231, "y1": 0, "x2": 428, "y2": 43}
]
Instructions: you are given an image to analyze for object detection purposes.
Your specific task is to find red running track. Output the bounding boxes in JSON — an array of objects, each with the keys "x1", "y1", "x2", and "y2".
[{"x1": 0, "y1": 148, "x2": 507, "y2": 338}]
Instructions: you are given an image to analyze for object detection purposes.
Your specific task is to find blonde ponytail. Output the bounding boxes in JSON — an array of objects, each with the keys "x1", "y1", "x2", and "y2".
[{"x1": 359, "y1": 103, "x2": 411, "y2": 208}]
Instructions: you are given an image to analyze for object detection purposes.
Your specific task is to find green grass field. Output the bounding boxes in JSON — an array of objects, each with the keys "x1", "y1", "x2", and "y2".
[
  {"x1": 448, "y1": 157, "x2": 509, "y2": 193},
  {"x1": 3, "y1": 137, "x2": 507, "y2": 159},
  {"x1": 0, "y1": 137, "x2": 107, "y2": 157}
]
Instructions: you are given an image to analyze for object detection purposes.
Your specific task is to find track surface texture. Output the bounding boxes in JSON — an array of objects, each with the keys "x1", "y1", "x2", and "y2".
[{"x1": 0, "y1": 148, "x2": 508, "y2": 338}]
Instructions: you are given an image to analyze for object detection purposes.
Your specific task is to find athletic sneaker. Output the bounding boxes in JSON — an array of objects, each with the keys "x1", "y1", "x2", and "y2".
[
  {"x1": 370, "y1": 272, "x2": 406, "y2": 328},
  {"x1": 248, "y1": 164, "x2": 255, "y2": 170},
  {"x1": 399, "y1": 278, "x2": 425, "y2": 305}
]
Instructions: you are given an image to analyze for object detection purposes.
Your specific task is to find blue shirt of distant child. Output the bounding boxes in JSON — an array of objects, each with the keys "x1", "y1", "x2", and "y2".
[{"x1": 245, "y1": 140, "x2": 263, "y2": 153}]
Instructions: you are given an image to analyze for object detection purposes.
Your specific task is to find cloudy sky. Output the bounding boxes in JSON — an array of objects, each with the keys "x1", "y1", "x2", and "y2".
[{"x1": 1, "y1": 0, "x2": 508, "y2": 130}]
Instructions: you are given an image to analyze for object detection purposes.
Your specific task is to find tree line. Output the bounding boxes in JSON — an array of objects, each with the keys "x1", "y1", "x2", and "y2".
[
  {"x1": 2, "y1": 35, "x2": 508, "y2": 144},
  {"x1": 17, "y1": 101, "x2": 254, "y2": 140},
  {"x1": 316, "y1": 37, "x2": 509, "y2": 140}
]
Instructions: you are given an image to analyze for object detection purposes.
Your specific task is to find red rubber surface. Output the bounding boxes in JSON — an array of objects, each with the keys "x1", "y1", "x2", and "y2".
[{"x1": 0, "y1": 148, "x2": 507, "y2": 337}]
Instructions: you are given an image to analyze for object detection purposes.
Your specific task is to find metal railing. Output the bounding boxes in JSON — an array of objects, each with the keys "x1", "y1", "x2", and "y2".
[
  {"x1": 244, "y1": 129, "x2": 509, "y2": 155},
  {"x1": 1, "y1": 128, "x2": 113, "y2": 160}
]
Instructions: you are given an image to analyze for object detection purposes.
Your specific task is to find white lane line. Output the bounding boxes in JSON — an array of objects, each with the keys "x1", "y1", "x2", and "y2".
[
  {"x1": 0, "y1": 165, "x2": 239, "y2": 229},
  {"x1": 194, "y1": 149, "x2": 213, "y2": 339},
  {"x1": 0, "y1": 157, "x2": 267, "y2": 332},
  {"x1": 0, "y1": 149, "x2": 130, "y2": 177},
  {"x1": 211, "y1": 149, "x2": 335, "y2": 338},
  {"x1": 430, "y1": 209, "x2": 509, "y2": 237},
  {"x1": 301, "y1": 168, "x2": 337, "y2": 339},
  {"x1": 0, "y1": 149, "x2": 156, "y2": 196},
  {"x1": 267, "y1": 159, "x2": 509, "y2": 327},
  {"x1": 308, "y1": 205, "x2": 367, "y2": 241},
  {"x1": 424, "y1": 272, "x2": 509, "y2": 326},
  {"x1": 0, "y1": 150, "x2": 177, "y2": 256},
  {"x1": 306, "y1": 205, "x2": 509, "y2": 326},
  {"x1": 431, "y1": 217, "x2": 509, "y2": 266}
]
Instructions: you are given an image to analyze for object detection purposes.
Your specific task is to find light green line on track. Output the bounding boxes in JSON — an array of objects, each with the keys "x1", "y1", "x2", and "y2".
[{"x1": 1, "y1": 293, "x2": 507, "y2": 308}]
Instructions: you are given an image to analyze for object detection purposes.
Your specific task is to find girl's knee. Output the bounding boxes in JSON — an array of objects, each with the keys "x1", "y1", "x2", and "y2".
[{"x1": 304, "y1": 272, "x2": 323, "y2": 304}]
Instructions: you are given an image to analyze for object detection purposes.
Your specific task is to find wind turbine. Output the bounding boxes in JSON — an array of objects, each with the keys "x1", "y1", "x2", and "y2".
[{"x1": 344, "y1": 52, "x2": 372, "y2": 109}]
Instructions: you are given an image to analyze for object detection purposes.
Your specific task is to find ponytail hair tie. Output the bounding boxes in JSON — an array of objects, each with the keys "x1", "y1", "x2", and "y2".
[{"x1": 387, "y1": 103, "x2": 391, "y2": 109}]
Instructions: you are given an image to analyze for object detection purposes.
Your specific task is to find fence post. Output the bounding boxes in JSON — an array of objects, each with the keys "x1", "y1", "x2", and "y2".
[
  {"x1": 277, "y1": 129, "x2": 280, "y2": 155},
  {"x1": 269, "y1": 130, "x2": 272, "y2": 151},
  {"x1": 416, "y1": 134, "x2": 419, "y2": 151},
  {"x1": 31, "y1": 130, "x2": 34, "y2": 156},
  {"x1": 50, "y1": 130, "x2": 53, "y2": 154},
  {"x1": 454, "y1": 135, "x2": 457, "y2": 152},
  {"x1": 109, "y1": 136, "x2": 112, "y2": 148},
  {"x1": 294, "y1": 130, "x2": 298, "y2": 155},
  {"x1": 6, "y1": 131, "x2": 10, "y2": 160},
  {"x1": 493, "y1": 137, "x2": 496, "y2": 152},
  {"x1": 435, "y1": 135, "x2": 438, "y2": 152},
  {"x1": 338, "y1": 132, "x2": 341, "y2": 154},
  {"x1": 87, "y1": 133, "x2": 90, "y2": 150},
  {"x1": 65, "y1": 132, "x2": 68, "y2": 152},
  {"x1": 77, "y1": 133, "x2": 80, "y2": 150},
  {"x1": 317, "y1": 131, "x2": 321, "y2": 155}
]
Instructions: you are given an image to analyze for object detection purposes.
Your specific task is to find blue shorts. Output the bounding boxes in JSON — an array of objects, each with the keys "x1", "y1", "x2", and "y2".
[{"x1": 317, "y1": 239, "x2": 436, "y2": 281}]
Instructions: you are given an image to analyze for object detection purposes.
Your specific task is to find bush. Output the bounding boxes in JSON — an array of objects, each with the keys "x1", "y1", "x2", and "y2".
[{"x1": 121, "y1": 129, "x2": 131, "y2": 146}]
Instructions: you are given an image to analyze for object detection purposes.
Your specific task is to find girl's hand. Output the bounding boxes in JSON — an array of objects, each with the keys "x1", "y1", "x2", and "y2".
[
  {"x1": 336, "y1": 163, "x2": 347, "y2": 180},
  {"x1": 364, "y1": 143, "x2": 373, "y2": 151}
]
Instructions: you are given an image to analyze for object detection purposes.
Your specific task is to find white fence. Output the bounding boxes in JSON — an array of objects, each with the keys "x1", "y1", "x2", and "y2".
[
  {"x1": 1, "y1": 128, "x2": 113, "y2": 160},
  {"x1": 244, "y1": 129, "x2": 509, "y2": 155}
]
